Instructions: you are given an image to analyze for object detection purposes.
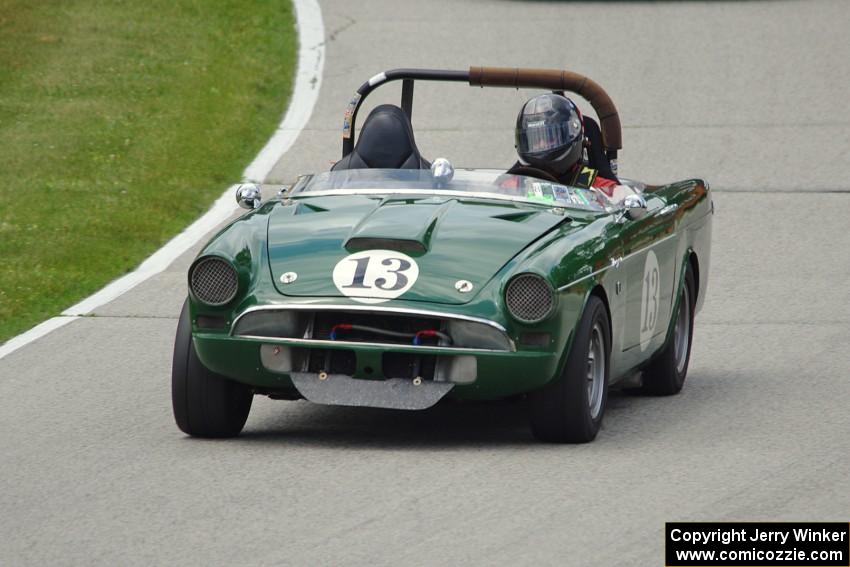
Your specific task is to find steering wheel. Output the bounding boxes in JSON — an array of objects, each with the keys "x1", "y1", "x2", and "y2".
[{"x1": 509, "y1": 166, "x2": 560, "y2": 183}]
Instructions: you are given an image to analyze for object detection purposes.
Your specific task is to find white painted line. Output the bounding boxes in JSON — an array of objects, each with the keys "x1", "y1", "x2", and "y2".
[
  {"x1": 62, "y1": 187, "x2": 240, "y2": 316},
  {"x1": 0, "y1": 0, "x2": 325, "y2": 360},
  {"x1": 0, "y1": 317, "x2": 77, "y2": 360},
  {"x1": 243, "y1": 0, "x2": 325, "y2": 183}
]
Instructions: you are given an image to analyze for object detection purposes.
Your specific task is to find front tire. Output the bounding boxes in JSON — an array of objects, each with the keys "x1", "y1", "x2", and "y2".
[
  {"x1": 529, "y1": 295, "x2": 611, "y2": 443},
  {"x1": 640, "y1": 263, "x2": 695, "y2": 395},
  {"x1": 172, "y1": 299, "x2": 252, "y2": 437}
]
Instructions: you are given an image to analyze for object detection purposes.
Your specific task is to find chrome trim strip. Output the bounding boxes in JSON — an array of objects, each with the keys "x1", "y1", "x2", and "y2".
[
  {"x1": 557, "y1": 233, "x2": 678, "y2": 292},
  {"x1": 234, "y1": 335, "x2": 513, "y2": 355},
  {"x1": 290, "y1": 188, "x2": 607, "y2": 212},
  {"x1": 621, "y1": 233, "x2": 677, "y2": 262},
  {"x1": 233, "y1": 303, "x2": 508, "y2": 332},
  {"x1": 556, "y1": 266, "x2": 613, "y2": 292},
  {"x1": 230, "y1": 304, "x2": 516, "y2": 351}
]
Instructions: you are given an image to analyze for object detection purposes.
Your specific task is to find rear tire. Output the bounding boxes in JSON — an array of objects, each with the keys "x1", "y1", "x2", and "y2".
[
  {"x1": 529, "y1": 295, "x2": 610, "y2": 443},
  {"x1": 641, "y1": 263, "x2": 695, "y2": 395},
  {"x1": 172, "y1": 299, "x2": 252, "y2": 437}
]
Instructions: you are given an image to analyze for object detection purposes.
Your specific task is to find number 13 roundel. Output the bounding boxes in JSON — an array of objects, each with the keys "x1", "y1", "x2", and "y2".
[
  {"x1": 332, "y1": 250, "x2": 420, "y2": 304},
  {"x1": 639, "y1": 250, "x2": 660, "y2": 352}
]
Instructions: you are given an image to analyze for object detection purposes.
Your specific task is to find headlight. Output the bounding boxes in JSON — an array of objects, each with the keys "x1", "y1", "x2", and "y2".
[
  {"x1": 505, "y1": 273, "x2": 554, "y2": 323},
  {"x1": 190, "y1": 257, "x2": 238, "y2": 306}
]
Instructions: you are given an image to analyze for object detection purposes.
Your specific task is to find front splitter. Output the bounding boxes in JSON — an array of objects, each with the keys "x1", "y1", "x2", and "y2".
[{"x1": 290, "y1": 372, "x2": 454, "y2": 410}]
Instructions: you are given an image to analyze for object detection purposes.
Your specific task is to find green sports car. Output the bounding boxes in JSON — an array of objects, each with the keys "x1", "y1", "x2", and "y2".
[{"x1": 172, "y1": 67, "x2": 713, "y2": 443}]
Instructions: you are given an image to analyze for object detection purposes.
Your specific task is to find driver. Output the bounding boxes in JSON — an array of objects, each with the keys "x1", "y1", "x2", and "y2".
[{"x1": 510, "y1": 93, "x2": 630, "y2": 200}]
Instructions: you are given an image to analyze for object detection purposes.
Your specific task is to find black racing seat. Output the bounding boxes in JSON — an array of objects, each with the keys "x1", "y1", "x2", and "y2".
[
  {"x1": 332, "y1": 104, "x2": 430, "y2": 171},
  {"x1": 582, "y1": 115, "x2": 618, "y2": 182}
]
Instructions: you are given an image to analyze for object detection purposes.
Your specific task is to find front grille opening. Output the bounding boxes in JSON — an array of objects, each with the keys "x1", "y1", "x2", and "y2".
[
  {"x1": 235, "y1": 309, "x2": 513, "y2": 351},
  {"x1": 233, "y1": 310, "x2": 310, "y2": 338},
  {"x1": 306, "y1": 349, "x2": 356, "y2": 375},
  {"x1": 313, "y1": 312, "x2": 446, "y2": 346},
  {"x1": 383, "y1": 352, "x2": 437, "y2": 380}
]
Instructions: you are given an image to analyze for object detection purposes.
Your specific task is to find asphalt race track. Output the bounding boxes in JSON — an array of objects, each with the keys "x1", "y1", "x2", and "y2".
[{"x1": 2, "y1": 1, "x2": 849, "y2": 565}]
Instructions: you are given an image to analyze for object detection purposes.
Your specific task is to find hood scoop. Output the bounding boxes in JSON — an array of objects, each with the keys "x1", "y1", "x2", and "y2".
[
  {"x1": 492, "y1": 210, "x2": 572, "y2": 223},
  {"x1": 267, "y1": 194, "x2": 570, "y2": 305},
  {"x1": 492, "y1": 210, "x2": 538, "y2": 222},
  {"x1": 294, "y1": 202, "x2": 328, "y2": 214},
  {"x1": 345, "y1": 237, "x2": 426, "y2": 254},
  {"x1": 343, "y1": 198, "x2": 447, "y2": 254}
]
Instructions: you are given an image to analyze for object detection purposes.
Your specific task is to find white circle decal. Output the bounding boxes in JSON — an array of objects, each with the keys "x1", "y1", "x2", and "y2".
[
  {"x1": 332, "y1": 250, "x2": 419, "y2": 304},
  {"x1": 639, "y1": 250, "x2": 661, "y2": 352}
]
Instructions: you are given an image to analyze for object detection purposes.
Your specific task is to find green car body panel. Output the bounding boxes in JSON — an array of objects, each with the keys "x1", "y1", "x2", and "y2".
[{"x1": 188, "y1": 176, "x2": 712, "y2": 402}]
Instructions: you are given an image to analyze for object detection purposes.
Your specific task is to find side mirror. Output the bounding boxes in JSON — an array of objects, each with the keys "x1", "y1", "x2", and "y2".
[
  {"x1": 236, "y1": 183, "x2": 262, "y2": 210},
  {"x1": 430, "y1": 157, "x2": 454, "y2": 188},
  {"x1": 622, "y1": 193, "x2": 647, "y2": 220}
]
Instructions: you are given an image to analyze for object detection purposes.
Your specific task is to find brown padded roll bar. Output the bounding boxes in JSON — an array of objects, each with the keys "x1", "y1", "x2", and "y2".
[
  {"x1": 341, "y1": 67, "x2": 621, "y2": 160},
  {"x1": 469, "y1": 66, "x2": 622, "y2": 151}
]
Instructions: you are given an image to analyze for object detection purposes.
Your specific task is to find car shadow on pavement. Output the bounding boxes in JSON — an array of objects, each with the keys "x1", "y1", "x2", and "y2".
[
  {"x1": 215, "y1": 379, "x2": 705, "y2": 449},
  {"x1": 236, "y1": 398, "x2": 535, "y2": 449}
]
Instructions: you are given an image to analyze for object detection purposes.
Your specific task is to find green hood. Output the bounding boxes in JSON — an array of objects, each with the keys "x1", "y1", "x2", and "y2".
[{"x1": 267, "y1": 194, "x2": 570, "y2": 305}]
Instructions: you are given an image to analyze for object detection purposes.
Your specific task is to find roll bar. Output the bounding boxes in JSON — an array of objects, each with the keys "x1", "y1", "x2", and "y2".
[{"x1": 341, "y1": 66, "x2": 622, "y2": 161}]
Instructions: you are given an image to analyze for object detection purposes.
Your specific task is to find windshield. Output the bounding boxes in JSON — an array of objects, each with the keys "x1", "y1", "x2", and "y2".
[{"x1": 293, "y1": 168, "x2": 612, "y2": 211}]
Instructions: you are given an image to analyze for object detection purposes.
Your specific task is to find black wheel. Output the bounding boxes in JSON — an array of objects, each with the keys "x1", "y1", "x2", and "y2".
[
  {"x1": 172, "y1": 299, "x2": 252, "y2": 437},
  {"x1": 529, "y1": 295, "x2": 610, "y2": 443},
  {"x1": 641, "y1": 263, "x2": 695, "y2": 395}
]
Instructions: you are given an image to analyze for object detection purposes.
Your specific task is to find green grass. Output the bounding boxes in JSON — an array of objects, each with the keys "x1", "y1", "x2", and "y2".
[{"x1": 0, "y1": 0, "x2": 297, "y2": 341}]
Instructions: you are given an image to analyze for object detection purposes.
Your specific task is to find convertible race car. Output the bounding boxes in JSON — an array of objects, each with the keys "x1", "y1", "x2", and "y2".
[{"x1": 172, "y1": 67, "x2": 713, "y2": 443}]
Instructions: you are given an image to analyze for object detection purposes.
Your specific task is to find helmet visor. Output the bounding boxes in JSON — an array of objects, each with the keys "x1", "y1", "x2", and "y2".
[{"x1": 516, "y1": 117, "x2": 582, "y2": 156}]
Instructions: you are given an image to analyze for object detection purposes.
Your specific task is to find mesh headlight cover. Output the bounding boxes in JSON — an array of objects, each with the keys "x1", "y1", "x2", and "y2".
[
  {"x1": 190, "y1": 257, "x2": 238, "y2": 306},
  {"x1": 505, "y1": 274, "x2": 554, "y2": 323}
]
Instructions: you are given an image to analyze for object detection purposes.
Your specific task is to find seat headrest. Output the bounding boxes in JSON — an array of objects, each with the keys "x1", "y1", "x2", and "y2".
[{"x1": 332, "y1": 104, "x2": 430, "y2": 171}]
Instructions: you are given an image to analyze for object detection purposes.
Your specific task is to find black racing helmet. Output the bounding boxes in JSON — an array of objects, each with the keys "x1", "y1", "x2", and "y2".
[{"x1": 515, "y1": 94, "x2": 584, "y2": 175}]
